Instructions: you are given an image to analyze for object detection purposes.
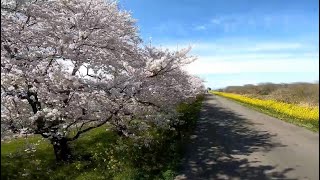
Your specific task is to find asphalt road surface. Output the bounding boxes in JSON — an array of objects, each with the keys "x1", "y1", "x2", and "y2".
[{"x1": 175, "y1": 94, "x2": 319, "y2": 180}]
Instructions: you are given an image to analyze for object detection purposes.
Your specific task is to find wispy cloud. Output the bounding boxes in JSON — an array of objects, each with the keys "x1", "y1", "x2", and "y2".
[
  {"x1": 207, "y1": 13, "x2": 317, "y2": 33},
  {"x1": 122, "y1": 0, "x2": 319, "y2": 88},
  {"x1": 211, "y1": 15, "x2": 241, "y2": 32},
  {"x1": 158, "y1": 40, "x2": 318, "y2": 75},
  {"x1": 183, "y1": 57, "x2": 319, "y2": 74},
  {"x1": 199, "y1": 72, "x2": 319, "y2": 89},
  {"x1": 160, "y1": 41, "x2": 314, "y2": 54},
  {"x1": 246, "y1": 43, "x2": 302, "y2": 51},
  {"x1": 194, "y1": 25, "x2": 207, "y2": 31},
  {"x1": 152, "y1": 21, "x2": 188, "y2": 36},
  {"x1": 190, "y1": 42, "x2": 309, "y2": 54},
  {"x1": 211, "y1": 18, "x2": 221, "y2": 25}
]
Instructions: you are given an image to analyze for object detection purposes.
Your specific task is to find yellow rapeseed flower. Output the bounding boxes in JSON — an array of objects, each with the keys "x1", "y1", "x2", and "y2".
[{"x1": 212, "y1": 91, "x2": 319, "y2": 121}]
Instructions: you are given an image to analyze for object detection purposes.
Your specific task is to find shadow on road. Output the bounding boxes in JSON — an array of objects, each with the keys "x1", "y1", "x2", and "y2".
[{"x1": 176, "y1": 95, "x2": 296, "y2": 180}]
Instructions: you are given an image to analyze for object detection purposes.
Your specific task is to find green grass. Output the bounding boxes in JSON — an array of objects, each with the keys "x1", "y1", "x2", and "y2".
[
  {"x1": 211, "y1": 91, "x2": 319, "y2": 132},
  {"x1": 1, "y1": 95, "x2": 204, "y2": 180}
]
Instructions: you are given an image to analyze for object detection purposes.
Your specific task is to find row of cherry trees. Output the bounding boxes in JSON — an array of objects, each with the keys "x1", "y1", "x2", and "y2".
[{"x1": 1, "y1": 0, "x2": 205, "y2": 161}]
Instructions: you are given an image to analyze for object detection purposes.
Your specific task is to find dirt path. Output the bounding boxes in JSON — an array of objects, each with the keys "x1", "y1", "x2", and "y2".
[{"x1": 175, "y1": 94, "x2": 319, "y2": 180}]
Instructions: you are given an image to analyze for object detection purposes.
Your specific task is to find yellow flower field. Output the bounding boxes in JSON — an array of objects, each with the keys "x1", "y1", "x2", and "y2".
[{"x1": 211, "y1": 91, "x2": 319, "y2": 131}]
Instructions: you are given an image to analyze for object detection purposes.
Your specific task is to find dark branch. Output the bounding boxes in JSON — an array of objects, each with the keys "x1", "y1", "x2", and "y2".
[{"x1": 67, "y1": 115, "x2": 113, "y2": 141}]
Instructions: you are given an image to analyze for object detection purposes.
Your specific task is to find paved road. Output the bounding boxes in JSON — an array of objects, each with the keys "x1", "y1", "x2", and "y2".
[{"x1": 176, "y1": 94, "x2": 319, "y2": 180}]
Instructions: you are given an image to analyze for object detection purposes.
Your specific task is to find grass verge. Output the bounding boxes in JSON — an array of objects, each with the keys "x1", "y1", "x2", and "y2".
[
  {"x1": 211, "y1": 91, "x2": 319, "y2": 132},
  {"x1": 1, "y1": 95, "x2": 204, "y2": 180}
]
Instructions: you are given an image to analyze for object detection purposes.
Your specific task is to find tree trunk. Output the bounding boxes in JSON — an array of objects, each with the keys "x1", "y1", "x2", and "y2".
[{"x1": 52, "y1": 138, "x2": 72, "y2": 162}]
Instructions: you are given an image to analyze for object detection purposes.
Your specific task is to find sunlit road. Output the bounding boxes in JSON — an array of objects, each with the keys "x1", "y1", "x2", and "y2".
[{"x1": 176, "y1": 94, "x2": 319, "y2": 180}]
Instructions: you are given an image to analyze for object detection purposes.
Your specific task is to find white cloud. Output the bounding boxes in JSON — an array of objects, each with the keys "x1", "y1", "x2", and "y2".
[
  {"x1": 211, "y1": 18, "x2": 221, "y2": 25},
  {"x1": 194, "y1": 25, "x2": 206, "y2": 30},
  {"x1": 183, "y1": 57, "x2": 319, "y2": 74},
  {"x1": 190, "y1": 53, "x2": 317, "y2": 62},
  {"x1": 210, "y1": 15, "x2": 245, "y2": 32},
  {"x1": 247, "y1": 43, "x2": 302, "y2": 51},
  {"x1": 208, "y1": 13, "x2": 313, "y2": 33},
  {"x1": 158, "y1": 41, "x2": 313, "y2": 54},
  {"x1": 156, "y1": 40, "x2": 318, "y2": 75},
  {"x1": 191, "y1": 42, "x2": 305, "y2": 52},
  {"x1": 153, "y1": 21, "x2": 188, "y2": 36}
]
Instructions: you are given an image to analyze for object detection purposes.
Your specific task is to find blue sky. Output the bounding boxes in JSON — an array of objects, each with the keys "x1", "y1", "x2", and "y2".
[{"x1": 119, "y1": 0, "x2": 319, "y2": 89}]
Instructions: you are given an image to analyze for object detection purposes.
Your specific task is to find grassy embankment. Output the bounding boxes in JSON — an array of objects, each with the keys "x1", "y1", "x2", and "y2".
[
  {"x1": 1, "y1": 95, "x2": 204, "y2": 180},
  {"x1": 211, "y1": 91, "x2": 319, "y2": 132}
]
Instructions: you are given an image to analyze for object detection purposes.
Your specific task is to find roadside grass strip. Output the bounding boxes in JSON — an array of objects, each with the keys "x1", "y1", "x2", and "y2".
[
  {"x1": 1, "y1": 96, "x2": 204, "y2": 180},
  {"x1": 211, "y1": 91, "x2": 319, "y2": 132}
]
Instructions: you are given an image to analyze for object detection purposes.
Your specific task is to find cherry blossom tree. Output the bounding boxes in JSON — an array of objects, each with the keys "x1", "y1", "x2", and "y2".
[{"x1": 1, "y1": 0, "x2": 205, "y2": 161}]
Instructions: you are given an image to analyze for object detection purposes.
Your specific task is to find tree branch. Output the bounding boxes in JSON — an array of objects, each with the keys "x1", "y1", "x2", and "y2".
[{"x1": 67, "y1": 115, "x2": 113, "y2": 141}]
